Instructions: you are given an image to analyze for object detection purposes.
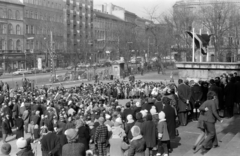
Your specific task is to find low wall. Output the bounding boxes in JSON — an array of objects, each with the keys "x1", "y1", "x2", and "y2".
[{"x1": 176, "y1": 62, "x2": 240, "y2": 80}]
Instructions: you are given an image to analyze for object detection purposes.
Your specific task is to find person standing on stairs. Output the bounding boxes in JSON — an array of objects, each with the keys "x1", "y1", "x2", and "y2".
[{"x1": 198, "y1": 91, "x2": 223, "y2": 154}]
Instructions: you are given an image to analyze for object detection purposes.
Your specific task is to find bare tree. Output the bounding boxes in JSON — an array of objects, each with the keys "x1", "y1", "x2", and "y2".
[{"x1": 199, "y1": 2, "x2": 239, "y2": 61}]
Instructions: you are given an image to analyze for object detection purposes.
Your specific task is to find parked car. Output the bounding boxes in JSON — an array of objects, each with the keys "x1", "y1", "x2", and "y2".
[
  {"x1": 13, "y1": 69, "x2": 29, "y2": 75},
  {"x1": 30, "y1": 68, "x2": 41, "y2": 74},
  {"x1": 42, "y1": 68, "x2": 51, "y2": 73},
  {"x1": 66, "y1": 66, "x2": 73, "y2": 70}
]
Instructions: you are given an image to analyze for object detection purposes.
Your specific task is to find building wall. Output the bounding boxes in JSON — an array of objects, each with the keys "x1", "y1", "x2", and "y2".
[
  {"x1": 64, "y1": 0, "x2": 93, "y2": 63},
  {"x1": 0, "y1": 1, "x2": 25, "y2": 71}
]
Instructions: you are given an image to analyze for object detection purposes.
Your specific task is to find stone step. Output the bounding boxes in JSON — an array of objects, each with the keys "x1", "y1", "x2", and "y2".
[{"x1": 224, "y1": 132, "x2": 240, "y2": 151}]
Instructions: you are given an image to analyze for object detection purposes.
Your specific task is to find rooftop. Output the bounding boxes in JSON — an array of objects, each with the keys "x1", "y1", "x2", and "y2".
[
  {"x1": 0, "y1": 0, "x2": 24, "y2": 5},
  {"x1": 94, "y1": 10, "x2": 124, "y2": 22}
]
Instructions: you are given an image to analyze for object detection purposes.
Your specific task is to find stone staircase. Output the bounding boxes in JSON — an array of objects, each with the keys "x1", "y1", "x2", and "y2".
[{"x1": 183, "y1": 115, "x2": 240, "y2": 156}]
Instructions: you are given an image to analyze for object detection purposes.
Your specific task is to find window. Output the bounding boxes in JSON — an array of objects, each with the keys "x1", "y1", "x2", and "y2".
[
  {"x1": 26, "y1": 25, "x2": 29, "y2": 34},
  {"x1": 35, "y1": 12, "x2": 38, "y2": 19},
  {"x1": 30, "y1": 11, "x2": 33, "y2": 18},
  {"x1": 8, "y1": 9, "x2": 13, "y2": 19},
  {"x1": 15, "y1": 10, "x2": 20, "y2": 20},
  {"x1": 25, "y1": 10, "x2": 29, "y2": 18},
  {"x1": 0, "y1": 40, "x2": 6, "y2": 50},
  {"x1": 26, "y1": 40, "x2": 30, "y2": 49},
  {"x1": 16, "y1": 40, "x2": 21, "y2": 50},
  {"x1": 8, "y1": 39, "x2": 13, "y2": 50},
  {"x1": 30, "y1": 25, "x2": 34, "y2": 34},
  {"x1": 8, "y1": 24, "x2": 13, "y2": 34},
  {"x1": 16, "y1": 25, "x2": 21, "y2": 35}
]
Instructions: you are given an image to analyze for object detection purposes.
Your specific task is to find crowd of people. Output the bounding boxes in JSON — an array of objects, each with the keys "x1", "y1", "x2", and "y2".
[{"x1": 0, "y1": 72, "x2": 239, "y2": 156}]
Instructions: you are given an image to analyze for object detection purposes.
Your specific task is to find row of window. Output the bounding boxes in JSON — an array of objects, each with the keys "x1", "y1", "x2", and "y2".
[
  {"x1": 24, "y1": 0, "x2": 63, "y2": 10},
  {"x1": 0, "y1": 8, "x2": 21, "y2": 20},
  {"x1": 0, "y1": 40, "x2": 21, "y2": 51},
  {"x1": 26, "y1": 25, "x2": 63, "y2": 36},
  {"x1": 0, "y1": 24, "x2": 21, "y2": 35},
  {"x1": 25, "y1": 10, "x2": 63, "y2": 23},
  {"x1": 26, "y1": 40, "x2": 63, "y2": 50}
]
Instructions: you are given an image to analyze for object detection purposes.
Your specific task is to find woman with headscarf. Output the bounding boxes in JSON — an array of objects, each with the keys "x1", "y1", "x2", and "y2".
[
  {"x1": 62, "y1": 128, "x2": 86, "y2": 156},
  {"x1": 125, "y1": 114, "x2": 135, "y2": 141},
  {"x1": 128, "y1": 125, "x2": 146, "y2": 156},
  {"x1": 109, "y1": 117, "x2": 127, "y2": 156},
  {"x1": 16, "y1": 137, "x2": 34, "y2": 156}
]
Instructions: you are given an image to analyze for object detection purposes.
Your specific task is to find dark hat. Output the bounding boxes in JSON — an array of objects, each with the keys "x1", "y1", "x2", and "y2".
[
  {"x1": 46, "y1": 122, "x2": 54, "y2": 131},
  {"x1": 148, "y1": 98, "x2": 154, "y2": 104},
  {"x1": 1, "y1": 143, "x2": 11, "y2": 155},
  {"x1": 162, "y1": 97, "x2": 171, "y2": 105},
  {"x1": 135, "y1": 112, "x2": 143, "y2": 120}
]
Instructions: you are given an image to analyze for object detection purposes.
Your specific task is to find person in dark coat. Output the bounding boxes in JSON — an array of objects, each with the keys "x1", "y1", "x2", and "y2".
[
  {"x1": 142, "y1": 114, "x2": 157, "y2": 156},
  {"x1": 62, "y1": 128, "x2": 86, "y2": 156},
  {"x1": 162, "y1": 97, "x2": 176, "y2": 152},
  {"x1": 154, "y1": 95, "x2": 163, "y2": 113},
  {"x1": 132, "y1": 101, "x2": 142, "y2": 120},
  {"x1": 224, "y1": 77, "x2": 236, "y2": 117},
  {"x1": 12, "y1": 102, "x2": 19, "y2": 127},
  {"x1": 125, "y1": 114, "x2": 135, "y2": 141},
  {"x1": 40, "y1": 122, "x2": 60, "y2": 156},
  {"x1": 128, "y1": 125, "x2": 146, "y2": 156},
  {"x1": 199, "y1": 92, "x2": 223, "y2": 154},
  {"x1": 2, "y1": 117, "x2": 11, "y2": 143},
  {"x1": 77, "y1": 123, "x2": 91, "y2": 150},
  {"x1": 177, "y1": 80, "x2": 192, "y2": 126},
  {"x1": 134, "y1": 112, "x2": 144, "y2": 134},
  {"x1": 15, "y1": 114, "x2": 24, "y2": 139},
  {"x1": 235, "y1": 77, "x2": 240, "y2": 114},
  {"x1": 209, "y1": 79, "x2": 223, "y2": 110},
  {"x1": 122, "y1": 102, "x2": 133, "y2": 122},
  {"x1": 56, "y1": 129, "x2": 68, "y2": 156},
  {"x1": 190, "y1": 81, "x2": 203, "y2": 121},
  {"x1": 142, "y1": 98, "x2": 154, "y2": 112}
]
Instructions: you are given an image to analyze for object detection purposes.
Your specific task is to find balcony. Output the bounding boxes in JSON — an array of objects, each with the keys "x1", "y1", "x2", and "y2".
[
  {"x1": 67, "y1": 10, "x2": 70, "y2": 15},
  {"x1": 66, "y1": 0, "x2": 70, "y2": 5},
  {"x1": 67, "y1": 19, "x2": 71, "y2": 25}
]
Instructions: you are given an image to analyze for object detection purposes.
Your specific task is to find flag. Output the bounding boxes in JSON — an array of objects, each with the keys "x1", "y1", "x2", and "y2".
[{"x1": 186, "y1": 31, "x2": 212, "y2": 55}]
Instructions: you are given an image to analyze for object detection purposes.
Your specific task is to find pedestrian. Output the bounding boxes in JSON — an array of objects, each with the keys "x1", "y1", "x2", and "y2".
[
  {"x1": 62, "y1": 128, "x2": 86, "y2": 156},
  {"x1": 199, "y1": 92, "x2": 223, "y2": 154},
  {"x1": 162, "y1": 97, "x2": 176, "y2": 153},
  {"x1": 142, "y1": 113, "x2": 157, "y2": 156},
  {"x1": 0, "y1": 143, "x2": 11, "y2": 156},
  {"x1": 2, "y1": 117, "x2": 11, "y2": 143},
  {"x1": 77, "y1": 120, "x2": 91, "y2": 150},
  {"x1": 16, "y1": 137, "x2": 34, "y2": 156},
  {"x1": 15, "y1": 114, "x2": 24, "y2": 139},
  {"x1": 125, "y1": 114, "x2": 135, "y2": 141},
  {"x1": 156, "y1": 111, "x2": 170, "y2": 156},
  {"x1": 177, "y1": 80, "x2": 192, "y2": 126},
  {"x1": 94, "y1": 117, "x2": 108, "y2": 156},
  {"x1": 40, "y1": 122, "x2": 60, "y2": 156},
  {"x1": 128, "y1": 125, "x2": 146, "y2": 156}
]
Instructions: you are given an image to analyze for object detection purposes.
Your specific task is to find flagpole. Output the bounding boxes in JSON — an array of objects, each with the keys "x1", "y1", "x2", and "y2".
[
  {"x1": 199, "y1": 29, "x2": 202, "y2": 63},
  {"x1": 192, "y1": 28, "x2": 195, "y2": 62},
  {"x1": 207, "y1": 31, "x2": 209, "y2": 62}
]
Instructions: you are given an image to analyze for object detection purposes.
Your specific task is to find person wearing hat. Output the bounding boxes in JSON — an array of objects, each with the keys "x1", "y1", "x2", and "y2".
[
  {"x1": 1, "y1": 143, "x2": 11, "y2": 156},
  {"x1": 62, "y1": 128, "x2": 86, "y2": 156},
  {"x1": 132, "y1": 101, "x2": 142, "y2": 120},
  {"x1": 94, "y1": 117, "x2": 108, "y2": 156},
  {"x1": 16, "y1": 137, "x2": 34, "y2": 156},
  {"x1": 128, "y1": 125, "x2": 146, "y2": 156},
  {"x1": 40, "y1": 122, "x2": 61, "y2": 156}
]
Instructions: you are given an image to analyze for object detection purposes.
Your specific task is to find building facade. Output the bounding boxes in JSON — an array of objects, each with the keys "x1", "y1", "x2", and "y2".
[
  {"x1": 63, "y1": 0, "x2": 93, "y2": 65},
  {"x1": 0, "y1": 0, "x2": 24, "y2": 72},
  {"x1": 23, "y1": 0, "x2": 65, "y2": 69},
  {"x1": 93, "y1": 9, "x2": 125, "y2": 61}
]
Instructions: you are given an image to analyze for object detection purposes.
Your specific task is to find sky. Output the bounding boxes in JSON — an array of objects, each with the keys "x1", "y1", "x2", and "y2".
[{"x1": 94, "y1": 0, "x2": 178, "y2": 18}]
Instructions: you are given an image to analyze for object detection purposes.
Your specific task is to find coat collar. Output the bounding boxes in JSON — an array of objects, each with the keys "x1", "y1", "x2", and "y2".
[
  {"x1": 159, "y1": 119, "x2": 166, "y2": 122},
  {"x1": 130, "y1": 135, "x2": 143, "y2": 142}
]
